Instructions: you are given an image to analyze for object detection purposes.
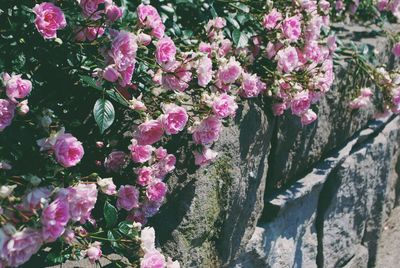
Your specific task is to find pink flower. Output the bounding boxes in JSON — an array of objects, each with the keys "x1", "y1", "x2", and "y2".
[
  {"x1": 161, "y1": 104, "x2": 188, "y2": 135},
  {"x1": 151, "y1": 21, "x2": 166, "y2": 39},
  {"x1": 272, "y1": 103, "x2": 287, "y2": 116},
  {"x1": 197, "y1": 56, "x2": 213, "y2": 87},
  {"x1": 240, "y1": 73, "x2": 266, "y2": 98},
  {"x1": 63, "y1": 228, "x2": 75, "y2": 245},
  {"x1": 54, "y1": 133, "x2": 84, "y2": 168},
  {"x1": 212, "y1": 93, "x2": 238, "y2": 118},
  {"x1": 19, "y1": 187, "x2": 52, "y2": 211},
  {"x1": 86, "y1": 242, "x2": 102, "y2": 264},
  {"x1": 193, "y1": 147, "x2": 218, "y2": 166},
  {"x1": 146, "y1": 181, "x2": 167, "y2": 203},
  {"x1": 137, "y1": 3, "x2": 164, "y2": 38},
  {"x1": 5, "y1": 74, "x2": 32, "y2": 102},
  {"x1": 130, "y1": 140, "x2": 153, "y2": 163},
  {"x1": 41, "y1": 198, "x2": 70, "y2": 242},
  {"x1": 97, "y1": 177, "x2": 117, "y2": 195},
  {"x1": 377, "y1": 0, "x2": 389, "y2": 11},
  {"x1": 84, "y1": 26, "x2": 105, "y2": 41},
  {"x1": 104, "y1": 151, "x2": 127, "y2": 172},
  {"x1": 117, "y1": 185, "x2": 139, "y2": 211},
  {"x1": 303, "y1": 42, "x2": 322, "y2": 62},
  {"x1": 16, "y1": 100, "x2": 29, "y2": 115},
  {"x1": 68, "y1": 183, "x2": 98, "y2": 223},
  {"x1": 138, "y1": 33, "x2": 152, "y2": 46},
  {"x1": 361, "y1": 87, "x2": 373, "y2": 97},
  {"x1": 32, "y1": 2, "x2": 66, "y2": 39},
  {"x1": 152, "y1": 154, "x2": 176, "y2": 179},
  {"x1": 282, "y1": 16, "x2": 302, "y2": 42},
  {"x1": 393, "y1": 42, "x2": 400, "y2": 57},
  {"x1": 277, "y1": 46, "x2": 299, "y2": 73},
  {"x1": 80, "y1": 0, "x2": 105, "y2": 20},
  {"x1": 263, "y1": 9, "x2": 282, "y2": 30},
  {"x1": 155, "y1": 37, "x2": 177, "y2": 65},
  {"x1": 162, "y1": 66, "x2": 192, "y2": 92},
  {"x1": 103, "y1": 65, "x2": 119, "y2": 82},
  {"x1": 217, "y1": 58, "x2": 242, "y2": 84},
  {"x1": 141, "y1": 250, "x2": 166, "y2": 268},
  {"x1": 105, "y1": 3, "x2": 122, "y2": 22},
  {"x1": 349, "y1": 96, "x2": 370, "y2": 109},
  {"x1": 300, "y1": 109, "x2": 317, "y2": 125},
  {"x1": 327, "y1": 35, "x2": 337, "y2": 52},
  {"x1": 3, "y1": 228, "x2": 43, "y2": 267},
  {"x1": 154, "y1": 147, "x2": 168, "y2": 160},
  {"x1": 192, "y1": 116, "x2": 222, "y2": 145},
  {"x1": 136, "y1": 167, "x2": 154, "y2": 186},
  {"x1": 141, "y1": 227, "x2": 155, "y2": 253},
  {"x1": 135, "y1": 120, "x2": 164, "y2": 145},
  {"x1": 0, "y1": 99, "x2": 15, "y2": 132},
  {"x1": 291, "y1": 91, "x2": 311, "y2": 116}
]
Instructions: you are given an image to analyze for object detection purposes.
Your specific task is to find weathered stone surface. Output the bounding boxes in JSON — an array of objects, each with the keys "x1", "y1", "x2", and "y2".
[
  {"x1": 319, "y1": 116, "x2": 400, "y2": 268},
  {"x1": 266, "y1": 24, "x2": 395, "y2": 194},
  {"x1": 342, "y1": 245, "x2": 369, "y2": 268},
  {"x1": 151, "y1": 99, "x2": 274, "y2": 267}
]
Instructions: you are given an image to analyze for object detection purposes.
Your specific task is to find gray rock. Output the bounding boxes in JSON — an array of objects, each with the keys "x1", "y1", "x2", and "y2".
[{"x1": 342, "y1": 245, "x2": 369, "y2": 268}]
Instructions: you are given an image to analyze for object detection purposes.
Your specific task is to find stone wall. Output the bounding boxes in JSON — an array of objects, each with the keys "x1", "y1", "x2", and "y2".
[{"x1": 152, "y1": 23, "x2": 400, "y2": 268}]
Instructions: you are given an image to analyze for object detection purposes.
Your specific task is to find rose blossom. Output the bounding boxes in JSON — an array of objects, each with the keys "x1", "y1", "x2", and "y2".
[
  {"x1": 136, "y1": 3, "x2": 165, "y2": 38},
  {"x1": 193, "y1": 147, "x2": 218, "y2": 167},
  {"x1": 291, "y1": 91, "x2": 311, "y2": 116},
  {"x1": 80, "y1": 0, "x2": 105, "y2": 20},
  {"x1": 262, "y1": 9, "x2": 282, "y2": 30},
  {"x1": 105, "y1": 2, "x2": 122, "y2": 22},
  {"x1": 18, "y1": 187, "x2": 52, "y2": 211},
  {"x1": 141, "y1": 250, "x2": 166, "y2": 268},
  {"x1": 117, "y1": 185, "x2": 139, "y2": 211},
  {"x1": 41, "y1": 198, "x2": 70, "y2": 242},
  {"x1": 63, "y1": 228, "x2": 75, "y2": 245},
  {"x1": 240, "y1": 73, "x2": 266, "y2": 98},
  {"x1": 192, "y1": 116, "x2": 222, "y2": 145},
  {"x1": 68, "y1": 183, "x2": 98, "y2": 223},
  {"x1": 197, "y1": 56, "x2": 213, "y2": 87},
  {"x1": 5, "y1": 74, "x2": 32, "y2": 102},
  {"x1": 86, "y1": 242, "x2": 102, "y2": 264},
  {"x1": 300, "y1": 109, "x2": 317, "y2": 125},
  {"x1": 32, "y1": 2, "x2": 67, "y2": 39},
  {"x1": 84, "y1": 26, "x2": 105, "y2": 41},
  {"x1": 54, "y1": 133, "x2": 84, "y2": 168},
  {"x1": 146, "y1": 181, "x2": 167, "y2": 203},
  {"x1": 141, "y1": 227, "x2": 155, "y2": 253},
  {"x1": 104, "y1": 151, "x2": 127, "y2": 172},
  {"x1": 277, "y1": 46, "x2": 299, "y2": 73},
  {"x1": 152, "y1": 154, "x2": 176, "y2": 179},
  {"x1": 135, "y1": 120, "x2": 164, "y2": 145},
  {"x1": 138, "y1": 33, "x2": 152, "y2": 46},
  {"x1": 217, "y1": 58, "x2": 242, "y2": 84},
  {"x1": 16, "y1": 100, "x2": 29, "y2": 115},
  {"x1": 212, "y1": 93, "x2": 238, "y2": 118},
  {"x1": 272, "y1": 103, "x2": 287, "y2": 116},
  {"x1": 161, "y1": 104, "x2": 188, "y2": 135},
  {"x1": 155, "y1": 37, "x2": 177, "y2": 65},
  {"x1": 0, "y1": 99, "x2": 15, "y2": 132},
  {"x1": 3, "y1": 228, "x2": 43, "y2": 267},
  {"x1": 97, "y1": 177, "x2": 117, "y2": 195},
  {"x1": 136, "y1": 167, "x2": 154, "y2": 186},
  {"x1": 282, "y1": 16, "x2": 302, "y2": 42},
  {"x1": 130, "y1": 139, "x2": 153, "y2": 163},
  {"x1": 393, "y1": 42, "x2": 400, "y2": 57}
]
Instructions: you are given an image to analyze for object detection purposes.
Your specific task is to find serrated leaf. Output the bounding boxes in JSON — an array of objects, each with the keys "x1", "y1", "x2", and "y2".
[
  {"x1": 104, "y1": 201, "x2": 118, "y2": 228},
  {"x1": 232, "y1": 29, "x2": 248, "y2": 48},
  {"x1": 94, "y1": 99, "x2": 115, "y2": 134}
]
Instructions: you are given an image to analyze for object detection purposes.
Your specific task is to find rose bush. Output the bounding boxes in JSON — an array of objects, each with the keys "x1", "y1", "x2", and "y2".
[{"x1": 0, "y1": 0, "x2": 399, "y2": 267}]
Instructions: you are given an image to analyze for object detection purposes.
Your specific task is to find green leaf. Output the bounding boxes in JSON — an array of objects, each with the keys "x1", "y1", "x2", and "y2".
[
  {"x1": 45, "y1": 251, "x2": 64, "y2": 265},
  {"x1": 93, "y1": 99, "x2": 115, "y2": 134},
  {"x1": 232, "y1": 29, "x2": 248, "y2": 48},
  {"x1": 118, "y1": 221, "x2": 138, "y2": 239},
  {"x1": 106, "y1": 89, "x2": 130, "y2": 107},
  {"x1": 226, "y1": 17, "x2": 240, "y2": 29},
  {"x1": 80, "y1": 75, "x2": 102, "y2": 91},
  {"x1": 104, "y1": 201, "x2": 118, "y2": 228}
]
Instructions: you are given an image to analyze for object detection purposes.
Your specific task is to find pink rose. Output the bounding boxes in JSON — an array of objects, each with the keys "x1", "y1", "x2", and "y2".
[
  {"x1": 217, "y1": 58, "x2": 242, "y2": 85},
  {"x1": 68, "y1": 183, "x2": 98, "y2": 223},
  {"x1": 62, "y1": 228, "x2": 75, "y2": 245},
  {"x1": 32, "y1": 2, "x2": 67, "y2": 39},
  {"x1": 16, "y1": 100, "x2": 29, "y2": 115},
  {"x1": 197, "y1": 56, "x2": 213, "y2": 87},
  {"x1": 151, "y1": 22, "x2": 166, "y2": 39},
  {"x1": 193, "y1": 147, "x2": 218, "y2": 167},
  {"x1": 300, "y1": 109, "x2": 317, "y2": 125},
  {"x1": 19, "y1": 187, "x2": 52, "y2": 211},
  {"x1": 152, "y1": 154, "x2": 176, "y2": 179},
  {"x1": 86, "y1": 242, "x2": 102, "y2": 264},
  {"x1": 117, "y1": 185, "x2": 139, "y2": 211},
  {"x1": 393, "y1": 42, "x2": 400, "y2": 57},
  {"x1": 327, "y1": 35, "x2": 337, "y2": 52},
  {"x1": 212, "y1": 93, "x2": 238, "y2": 118},
  {"x1": 84, "y1": 26, "x2": 105, "y2": 41},
  {"x1": 192, "y1": 116, "x2": 222, "y2": 145},
  {"x1": 240, "y1": 73, "x2": 266, "y2": 98},
  {"x1": 282, "y1": 16, "x2": 302, "y2": 42},
  {"x1": 272, "y1": 103, "x2": 287, "y2": 116},
  {"x1": 277, "y1": 46, "x2": 299, "y2": 73},
  {"x1": 377, "y1": 0, "x2": 389, "y2": 11},
  {"x1": 141, "y1": 227, "x2": 155, "y2": 253},
  {"x1": 161, "y1": 104, "x2": 188, "y2": 135},
  {"x1": 80, "y1": 0, "x2": 105, "y2": 20},
  {"x1": 291, "y1": 91, "x2": 311, "y2": 115},
  {"x1": 135, "y1": 120, "x2": 164, "y2": 145},
  {"x1": 103, "y1": 65, "x2": 119, "y2": 82},
  {"x1": 105, "y1": 3, "x2": 122, "y2": 22},
  {"x1": 303, "y1": 42, "x2": 322, "y2": 63},
  {"x1": 5, "y1": 74, "x2": 32, "y2": 102},
  {"x1": 41, "y1": 198, "x2": 70, "y2": 242},
  {"x1": 0, "y1": 99, "x2": 15, "y2": 132},
  {"x1": 104, "y1": 151, "x2": 127, "y2": 172},
  {"x1": 136, "y1": 167, "x2": 154, "y2": 186},
  {"x1": 146, "y1": 181, "x2": 167, "y2": 203},
  {"x1": 263, "y1": 9, "x2": 282, "y2": 30},
  {"x1": 54, "y1": 133, "x2": 84, "y2": 168},
  {"x1": 155, "y1": 37, "x2": 177, "y2": 65},
  {"x1": 141, "y1": 250, "x2": 166, "y2": 268},
  {"x1": 137, "y1": 4, "x2": 163, "y2": 31},
  {"x1": 130, "y1": 140, "x2": 153, "y2": 163},
  {"x1": 138, "y1": 33, "x2": 152, "y2": 46},
  {"x1": 3, "y1": 228, "x2": 43, "y2": 267},
  {"x1": 97, "y1": 177, "x2": 117, "y2": 195}
]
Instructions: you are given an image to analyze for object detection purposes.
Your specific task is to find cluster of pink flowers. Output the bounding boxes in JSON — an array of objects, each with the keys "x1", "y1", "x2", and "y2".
[
  {"x1": 376, "y1": 0, "x2": 400, "y2": 19},
  {"x1": 349, "y1": 88, "x2": 374, "y2": 109}
]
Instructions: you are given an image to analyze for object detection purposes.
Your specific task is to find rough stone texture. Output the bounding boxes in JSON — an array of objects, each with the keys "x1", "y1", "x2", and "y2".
[{"x1": 151, "y1": 99, "x2": 274, "y2": 267}]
